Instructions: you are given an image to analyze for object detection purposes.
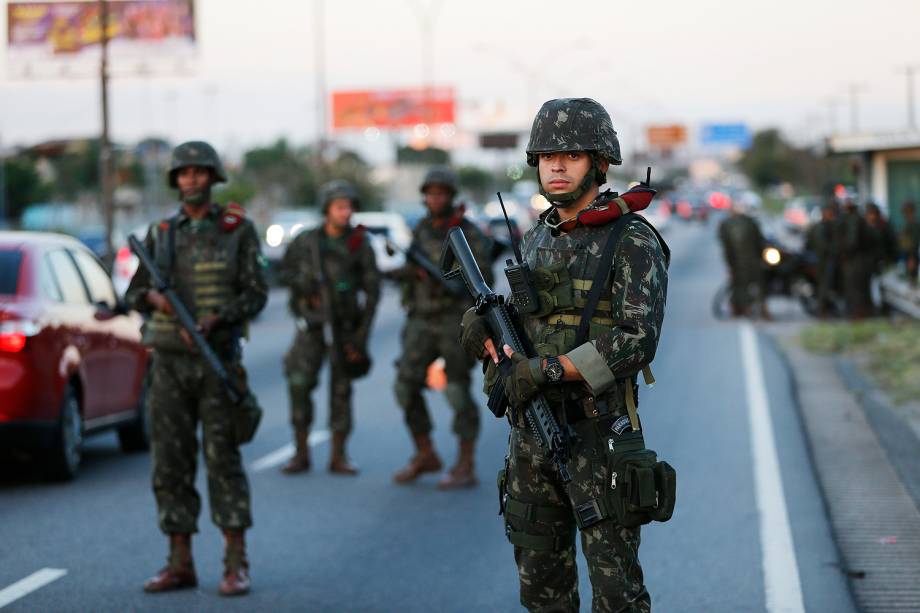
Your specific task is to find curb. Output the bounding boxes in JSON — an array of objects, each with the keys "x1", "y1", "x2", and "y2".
[{"x1": 767, "y1": 327, "x2": 920, "y2": 613}]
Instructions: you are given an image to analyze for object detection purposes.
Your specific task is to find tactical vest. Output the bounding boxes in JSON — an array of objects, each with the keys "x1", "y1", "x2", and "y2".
[
  {"x1": 520, "y1": 215, "x2": 669, "y2": 424},
  {"x1": 405, "y1": 217, "x2": 471, "y2": 316},
  {"x1": 143, "y1": 214, "x2": 243, "y2": 354},
  {"x1": 289, "y1": 228, "x2": 365, "y2": 327}
]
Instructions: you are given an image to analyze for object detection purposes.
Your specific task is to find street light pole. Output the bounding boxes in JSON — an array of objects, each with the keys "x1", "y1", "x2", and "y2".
[
  {"x1": 98, "y1": 0, "x2": 115, "y2": 265},
  {"x1": 313, "y1": 0, "x2": 327, "y2": 184},
  {"x1": 897, "y1": 64, "x2": 920, "y2": 131},
  {"x1": 408, "y1": 0, "x2": 443, "y2": 128}
]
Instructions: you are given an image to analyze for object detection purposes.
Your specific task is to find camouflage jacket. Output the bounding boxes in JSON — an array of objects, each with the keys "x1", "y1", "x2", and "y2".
[
  {"x1": 401, "y1": 213, "x2": 493, "y2": 317},
  {"x1": 516, "y1": 207, "x2": 669, "y2": 415},
  {"x1": 277, "y1": 225, "x2": 380, "y2": 341},
  {"x1": 718, "y1": 213, "x2": 765, "y2": 270},
  {"x1": 125, "y1": 203, "x2": 268, "y2": 355},
  {"x1": 898, "y1": 220, "x2": 920, "y2": 257},
  {"x1": 805, "y1": 219, "x2": 838, "y2": 261}
]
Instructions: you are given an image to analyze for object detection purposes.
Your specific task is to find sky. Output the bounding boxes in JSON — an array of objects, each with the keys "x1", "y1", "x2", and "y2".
[{"x1": 1, "y1": 0, "x2": 919, "y2": 162}]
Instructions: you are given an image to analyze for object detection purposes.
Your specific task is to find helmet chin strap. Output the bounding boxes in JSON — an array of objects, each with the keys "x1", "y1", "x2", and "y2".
[{"x1": 180, "y1": 186, "x2": 211, "y2": 206}]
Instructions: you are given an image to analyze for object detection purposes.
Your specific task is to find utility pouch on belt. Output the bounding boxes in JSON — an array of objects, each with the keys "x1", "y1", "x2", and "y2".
[
  {"x1": 232, "y1": 391, "x2": 263, "y2": 445},
  {"x1": 599, "y1": 430, "x2": 676, "y2": 528}
]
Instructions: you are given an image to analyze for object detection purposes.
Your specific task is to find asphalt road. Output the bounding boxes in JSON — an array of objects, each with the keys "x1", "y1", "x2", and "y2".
[{"x1": 0, "y1": 218, "x2": 857, "y2": 612}]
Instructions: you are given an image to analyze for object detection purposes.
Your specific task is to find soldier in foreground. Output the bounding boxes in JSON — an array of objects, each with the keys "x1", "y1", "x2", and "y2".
[
  {"x1": 278, "y1": 180, "x2": 380, "y2": 475},
  {"x1": 126, "y1": 142, "x2": 267, "y2": 596},
  {"x1": 460, "y1": 98, "x2": 672, "y2": 612},
  {"x1": 392, "y1": 167, "x2": 493, "y2": 488},
  {"x1": 718, "y1": 200, "x2": 767, "y2": 318}
]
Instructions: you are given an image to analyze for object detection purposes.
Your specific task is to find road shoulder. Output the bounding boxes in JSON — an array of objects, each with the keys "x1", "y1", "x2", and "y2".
[{"x1": 766, "y1": 323, "x2": 920, "y2": 613}]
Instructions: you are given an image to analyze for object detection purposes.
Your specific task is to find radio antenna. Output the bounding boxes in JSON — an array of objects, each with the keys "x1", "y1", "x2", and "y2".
[{"x1": 497, "y1": 192, "x2": 524, "y2": 264}]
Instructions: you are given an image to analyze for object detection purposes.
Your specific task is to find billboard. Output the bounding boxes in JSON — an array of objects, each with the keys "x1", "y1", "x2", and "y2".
[
  {"x1": 6, "y1": 0, "x2": 196, "y2": 78},
  {"x1": 331, "y1": 88, "x2": 455, "y2": 131},
  {"x1": 700, "y1": 123, "x2": 752, "y2": 148},
  {"x1": 646, "y1": 124, "x2": 687, "y2": 149}
]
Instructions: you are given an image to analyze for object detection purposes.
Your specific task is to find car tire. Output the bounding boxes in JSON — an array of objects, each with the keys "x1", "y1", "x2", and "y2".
[
  {"x1": 46, "y1": 384, "x2": 83, "y2": 481},
  {"x1": 118, "y1": 375, "x2": 150, "y2": 453}
]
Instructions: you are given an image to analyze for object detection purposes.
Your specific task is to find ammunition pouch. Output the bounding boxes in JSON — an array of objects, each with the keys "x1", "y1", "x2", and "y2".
[
  {"x1": 229, "y1": 365, "x2": 262, "y2": 445},
  {"x1": 532, "y1": 263, "x2": 573, "y2": 318},
  {"x1": 578, "y1": 430, "x2": 675, "y2": 528}
]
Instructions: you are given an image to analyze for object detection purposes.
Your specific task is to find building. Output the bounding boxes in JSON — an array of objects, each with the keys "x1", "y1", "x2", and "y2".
[{"x1": 827, "y1": 132, "x2": 920, "y2": 228}]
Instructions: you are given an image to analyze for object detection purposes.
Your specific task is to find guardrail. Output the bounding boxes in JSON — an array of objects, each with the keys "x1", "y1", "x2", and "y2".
[{"x1": 880, "y1": 270, "x2": 920, "y2": 319}]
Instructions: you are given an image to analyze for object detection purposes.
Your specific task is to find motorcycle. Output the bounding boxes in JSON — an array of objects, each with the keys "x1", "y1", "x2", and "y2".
[{"x1": 712, "y1": 242, "x2": 824, "y2": 319}]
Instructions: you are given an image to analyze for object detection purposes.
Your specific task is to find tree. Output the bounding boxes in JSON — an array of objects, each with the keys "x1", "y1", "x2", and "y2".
[
  {"x1": 2, "y1": 156, "x2": 52, "y2": 221},
  {"x1": 457, "y1": 165, "x2": 496, "y2": 203}
]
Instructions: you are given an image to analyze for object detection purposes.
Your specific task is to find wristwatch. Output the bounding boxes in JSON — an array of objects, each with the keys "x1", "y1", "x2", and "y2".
[{"x1": 543, "y1": 356, "x2": 565, "y2": 384}]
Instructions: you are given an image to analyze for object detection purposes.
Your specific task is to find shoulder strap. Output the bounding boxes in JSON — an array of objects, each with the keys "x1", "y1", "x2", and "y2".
[{"x1": 575, "y1": 213, "x2": 635, "y2": 346}]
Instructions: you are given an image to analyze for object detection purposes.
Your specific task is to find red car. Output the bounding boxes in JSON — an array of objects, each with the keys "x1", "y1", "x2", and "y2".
[{"x1": 0, "y1": 231, "x2": 149, "y2": 479}]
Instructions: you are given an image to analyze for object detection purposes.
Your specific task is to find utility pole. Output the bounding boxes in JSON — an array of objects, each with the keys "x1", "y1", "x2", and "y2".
[
  {"x1": 408, "y1": 0, "x2": 443, "y2": 129},
  {"x1": 823, "y1": 97, "x2": 841, "y2": 135},
  {"x1": 98, "y1": 0, "x2": 115, "y2": 265},
  {"x1": 313, "y1": 0, "x2": 327, "y2": 186},
  {"x1": 897, "y1": 64, "x2": 920, "y2": 130},
  {"x1": 845, "y1": 83, "x2": 867, "y2": 133}
]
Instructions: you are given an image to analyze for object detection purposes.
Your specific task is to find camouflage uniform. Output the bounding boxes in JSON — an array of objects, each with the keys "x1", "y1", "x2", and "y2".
[
  {"x1": 480, "y1": 98, "x2": 669, "y2": 612},
  {"x1": 717, "y1": 212, "x2": 766, "y2": 315},
  {"x1": 805, "y1": 209, "x2": 841, "y2": 314},
  {"x1": 126, "y1": 203, "x2": 268, "y2": 534},
  {"x1": 898, "y1": 205, "x2": 920, "y2": 282},
  {"x1": 395, "y1": 214, "x2": 492, "y2": 441},
  {"x1": 839, "y1": 206, "x2": 874, "y2": 318},
  {"x1": 278, "y1": 225, "x2": 379, "y2": 435}
]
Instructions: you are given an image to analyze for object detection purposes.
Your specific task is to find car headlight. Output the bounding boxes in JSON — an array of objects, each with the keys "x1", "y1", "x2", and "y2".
[
  {"x1": 266, "y1": 224, "x2": 284, "y2": 248},
  {"x1": 763, "y1": 247, "x2": 781, "y2": 266}
]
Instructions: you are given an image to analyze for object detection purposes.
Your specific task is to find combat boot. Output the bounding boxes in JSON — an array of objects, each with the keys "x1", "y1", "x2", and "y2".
[
  {"x1": 393, "y1": 434, "x2": 443, "y2": 484},
  {"x1": 437, "y1": 438, "x2": 478, "y2": 490},
  {"x1": 218, "y1": 529, "x2": 250, "y2": 597},
  {"x1": 143, "y1": 533, "x2": 197, "y2": 593},
  {"x1": 281, "y1": 427, "x2": 311, "y2": 474},
  {"x1": 328, "y1": 432, "x2": 358, "y2": 475}
]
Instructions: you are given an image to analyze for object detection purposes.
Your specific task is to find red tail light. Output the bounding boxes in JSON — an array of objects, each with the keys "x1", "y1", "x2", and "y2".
[{"x1": 0, "y1": 332, "x2": 26, "y2": 352}]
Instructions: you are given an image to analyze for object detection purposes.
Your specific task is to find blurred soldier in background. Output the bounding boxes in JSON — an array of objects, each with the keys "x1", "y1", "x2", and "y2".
[
  {"x1": 805, "y1": 202, "x2": 841, "y2": 317},
  {"x1": 278, "y1": 180, "x2": 380, "y2": 475},
  {"x1": 127, "y1": 141, "x2": 267, "y2": 596},
  {"x1": 838, "y1": 200, "x2": 874, "y2": 318},
  {"x1": 899, "y1": 201, "x2": 920, "y2": 284},
  {"x1": 864, "y1": 202, "x2": 897, "y2": 312},
  {"x1": 392, "y1": 166, "x2": 493, "y2": 489},
  {"x1": 718, "y1": 201, "x2": 767, "y2": 318}
]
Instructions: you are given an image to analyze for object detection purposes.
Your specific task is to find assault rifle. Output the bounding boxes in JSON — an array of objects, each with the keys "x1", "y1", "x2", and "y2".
[
  {"x1": 385, "y1": 237, "x2": 467, "y2": 297},
  {"x1": 440, "y1": 226, "x2": 573, "y2": 484},
  {"x1": 129, "y1": 236, "x2": 242, "y2": 405}
]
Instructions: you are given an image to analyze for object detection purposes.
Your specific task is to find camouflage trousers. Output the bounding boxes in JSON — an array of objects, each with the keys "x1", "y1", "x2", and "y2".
[
  {"x1": 394, "y1": 313, "x2": 480, "y2": 441},
  {"x1": 502, "y1": 418, "x2": 650, "y2": 613},
  {"x1": 285, "y1": 327, "x2": 353, "y2": 434},
  {"x1": 148, "y1": 351, "x2": 252, "y2": 534}
]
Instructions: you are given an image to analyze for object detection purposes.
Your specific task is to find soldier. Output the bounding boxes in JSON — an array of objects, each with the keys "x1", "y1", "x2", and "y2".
[
  {"x1": 865, "y1": 202, "x2": 898, "y2": 270},
  {"x1": 126, "y1": 141, "x2": 267, "y2": 596},
  {"x1": 838, "y1": 200, "x2": 874, "y2": 318},
  {"x1": 899, "y1": 200, "x2": 920, "y2": 283},
  {"x1": 805, "y1": 202, "x2": 841, "y2": 317},
  {"x1": 278, "y1": 180, "x2": 380, "y2": 475},
  {"x1": 717, "y1": 201, "x2": 767, "y2": 318},
  {"x1": 460, "y1": 98, "x2": 670, "y2": 612},
  {"x1": 392, "y1": 166, "x2": 493, "y2": 488}
]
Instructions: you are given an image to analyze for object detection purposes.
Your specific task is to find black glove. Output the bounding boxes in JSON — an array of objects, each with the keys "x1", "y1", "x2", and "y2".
[
  {"x1": 503, "y1": 352, "x2": 546, "y2": 409},
  {"x1": 459, "y1": 307, "x2": 493, "y2": 361}
]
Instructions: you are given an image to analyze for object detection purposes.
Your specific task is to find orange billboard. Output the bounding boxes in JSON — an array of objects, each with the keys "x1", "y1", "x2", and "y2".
[
  {"x1": 646, "y1": 124, "x2": 688, "y2": 149},
  {"x1": 332, "y1": 87, "x2": 455, "y2": 131}
]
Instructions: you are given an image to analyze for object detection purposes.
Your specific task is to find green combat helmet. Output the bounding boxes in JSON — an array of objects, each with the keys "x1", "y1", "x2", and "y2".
[
  {"x1": 526, "y1": 97, "x2": 622, "y2": 206},
  {"x1": 319, "y1": 179, "x2": 360, "y2": 213},
  {"x1": 167, "y1": 141, "x2": 228, "y2": 188},
  {"x1": 420, "y1": 165, "x2": 458, "y2": 196}
]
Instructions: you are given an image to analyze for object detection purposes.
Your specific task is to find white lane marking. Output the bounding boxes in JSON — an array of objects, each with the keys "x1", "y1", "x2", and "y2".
[
  {"x1": 0, "y1": 568, "x2": 67, "y2": 609},
  {"x1": 249, "y1": 430, "x2": 331, "y2": 472},
  {"x1": 740, "y1": 323, "x2": 805, "y2": 613}
]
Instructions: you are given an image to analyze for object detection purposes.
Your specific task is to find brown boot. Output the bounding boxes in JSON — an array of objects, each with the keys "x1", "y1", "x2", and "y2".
[
  {"x1": 393, "y1": 434, "x2": 443, "y2": 484},
  {"x1": 328, "y1": 432, "x2": 358, "y2": 475},
  {"x1": 218, "y1": 529, "x2": 250, "y2": 597},
  {"x1": 281, "y1": 427, "x2": 311, "y2": 474},
  {"x1": 143, "y1": 533, "x2": 197, "y2": 593},
  {"x1": 437, "y1": 438, "x2": 478, "y2": 490}
]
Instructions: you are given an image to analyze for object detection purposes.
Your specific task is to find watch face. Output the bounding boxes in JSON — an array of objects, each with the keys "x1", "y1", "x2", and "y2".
[{"x1": 546, "y1": 360, "x2": 565, "y2": 382}]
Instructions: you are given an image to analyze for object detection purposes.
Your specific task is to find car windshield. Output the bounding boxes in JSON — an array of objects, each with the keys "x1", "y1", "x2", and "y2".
[{"x1": 0, "y1": 250, "x2": 23, "y2": 295}]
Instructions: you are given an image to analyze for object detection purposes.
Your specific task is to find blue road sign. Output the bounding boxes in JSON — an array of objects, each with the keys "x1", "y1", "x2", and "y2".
[{"x1": 700, "y1": 123, "x2": 752, "y2": 148}]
